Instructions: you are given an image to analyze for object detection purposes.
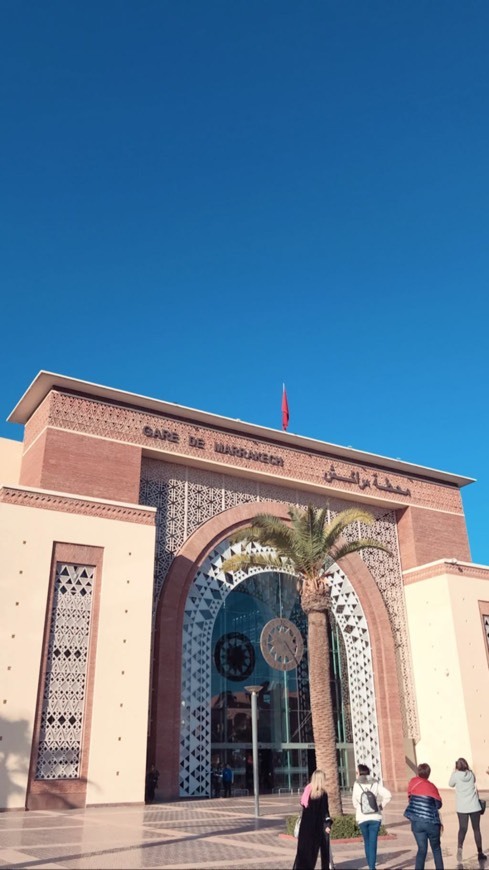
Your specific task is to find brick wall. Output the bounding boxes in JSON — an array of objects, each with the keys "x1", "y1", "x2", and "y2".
[
  {"x1": 21, "y1": 428, "x2": 142, "y2": 505},
  {"x1": 19, "y1": 429, "x2": 47, "y2": 489},
  {"x1": 397, "y1": 506, "x2": 471, "y2": 571}
]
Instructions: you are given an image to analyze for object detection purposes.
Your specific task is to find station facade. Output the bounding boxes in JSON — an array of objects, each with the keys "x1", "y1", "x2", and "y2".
[{"x1": 1, "y1": 371, "x2": 488, "y2": 810}]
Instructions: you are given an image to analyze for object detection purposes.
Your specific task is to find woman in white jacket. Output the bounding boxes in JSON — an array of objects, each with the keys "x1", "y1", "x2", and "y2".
[
  {"x1": 449, "y1": 757, "x2": 486, "y2": 863},
  {"x1": 352, "y1": 764, "x2": 391, "y2": 870}
]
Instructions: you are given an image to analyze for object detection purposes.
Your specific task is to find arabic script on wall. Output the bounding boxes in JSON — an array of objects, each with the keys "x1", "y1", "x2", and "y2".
[{"x1": 324, "y1": 465, "x2": 411, "y2": 497}]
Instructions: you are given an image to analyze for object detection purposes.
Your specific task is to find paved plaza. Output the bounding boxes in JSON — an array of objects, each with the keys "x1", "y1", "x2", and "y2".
[{"x1": 0, "y1": 789, "x2": 487, "y2": 869}]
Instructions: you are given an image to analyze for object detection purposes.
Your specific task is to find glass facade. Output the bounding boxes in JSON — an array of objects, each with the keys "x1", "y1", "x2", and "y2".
[{"x1": 210, "y1": 571, "x2": 353, "y2": 794}]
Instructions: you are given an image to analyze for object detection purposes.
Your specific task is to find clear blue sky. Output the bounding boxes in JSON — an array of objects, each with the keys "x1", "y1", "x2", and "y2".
[{"x1": 1, "y1": 1, "x2": 488, "y2": 561}]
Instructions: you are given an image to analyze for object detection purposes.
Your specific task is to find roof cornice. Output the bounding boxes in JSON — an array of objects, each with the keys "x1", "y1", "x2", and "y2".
[{"x1": 7, "y1": 371, "x2": 475, "y2": 488}]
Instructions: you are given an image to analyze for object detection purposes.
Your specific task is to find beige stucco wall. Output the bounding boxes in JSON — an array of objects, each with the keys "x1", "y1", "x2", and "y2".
[
  {"x1": 0, "y1": 495, "x2": 156, "y2": 809},
  {"x1": 0, "y1": 437, "x2": 23, "y2": 485},
  {"x1": 405, "y1": 569, "x2": 489, "y2": 791}
]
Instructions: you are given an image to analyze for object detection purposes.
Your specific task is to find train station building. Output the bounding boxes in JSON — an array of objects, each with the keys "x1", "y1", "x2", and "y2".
[{"x1": 1, "y1": 371, "x2": 488, "y2": 810}]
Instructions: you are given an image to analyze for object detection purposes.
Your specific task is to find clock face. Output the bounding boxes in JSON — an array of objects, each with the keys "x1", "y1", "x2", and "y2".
[
  {"x1": 214, "y1": 632, "x2": 255, "y2": 681},
  {"x1": 260, "y1": 618, "x2": 304, "y2": 671}
]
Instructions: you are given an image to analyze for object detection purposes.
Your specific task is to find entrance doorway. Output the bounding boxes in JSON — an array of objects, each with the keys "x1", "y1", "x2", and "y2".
[
  {"x1": 210, "y1": 571, "x2": 353, "y2": 793},
  {"x1": 178, "y1": 537, "x2": 381, "y2": 798}
]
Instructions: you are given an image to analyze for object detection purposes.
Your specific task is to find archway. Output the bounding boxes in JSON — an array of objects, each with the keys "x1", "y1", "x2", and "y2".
[
  {"x1": 152, "y1": 502, "x2": 406, "y2": 798},
  {"x1": 179, "y1": 537, "x2": 382, "y2": 797}
]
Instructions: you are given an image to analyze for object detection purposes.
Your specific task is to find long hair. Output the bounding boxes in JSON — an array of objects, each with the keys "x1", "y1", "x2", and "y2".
[
  {"x1": 456, "y1": 757, "x2": 470, "y2": 772},
  {"x1": 310, "y1": 769, "x2": 327, "y2": 800}
]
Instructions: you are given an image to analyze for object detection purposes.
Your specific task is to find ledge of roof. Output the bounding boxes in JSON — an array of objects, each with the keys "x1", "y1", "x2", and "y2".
[
  {"x1": 403, "y1": 558, "x2": 489, "y2": 574},
  {"x1": 0, "y1": 482, "x2": 157, "y2": 512},
  {"x1": 7, "y1": 371, "x2": 475, "y2": 488}
]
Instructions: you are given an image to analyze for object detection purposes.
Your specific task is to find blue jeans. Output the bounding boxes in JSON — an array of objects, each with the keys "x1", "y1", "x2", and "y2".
[
  {"x1": 411, "y1": 819, "x2": 444, "y2": 870},
  {"x1": 359, "y1": 820, "x2": 381, "y2": 870}
]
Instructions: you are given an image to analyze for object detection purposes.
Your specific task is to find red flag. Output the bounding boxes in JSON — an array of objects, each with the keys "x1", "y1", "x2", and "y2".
[{"x1": 282, "y1": 384, "x2": 289, "y2": 431}]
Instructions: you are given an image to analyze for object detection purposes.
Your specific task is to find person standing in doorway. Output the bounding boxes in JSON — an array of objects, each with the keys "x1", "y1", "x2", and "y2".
[
  {"x1": 245, "y1": 754, "x2": 253, "y2": 793},
  {"x1": 352, "y1": 763, "x2": 392, "y2": 870},
  {"x1": 211, "y1": 762, "x2": 222, "y2": 798},
  {"x1": 222, "y1": 763, "x2": 234, "y2": 798},
  {"x1": 145, "y1": 764, "x2": 159, "y2": 804},
  {"x1": 405, "y1": 763, "x2": 444, "y2": 870},
  {"x1": 449, "y1": 757, "x2": 486, "y2": 863}
]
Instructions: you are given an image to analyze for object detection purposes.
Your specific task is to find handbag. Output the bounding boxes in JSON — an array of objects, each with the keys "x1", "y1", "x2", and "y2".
[
  {"x1": 293, "y1": 811, "x2": 302, "y2": 838},
  {"x1": 480, "y1": 798, "x2": 486, "y2": 815}
]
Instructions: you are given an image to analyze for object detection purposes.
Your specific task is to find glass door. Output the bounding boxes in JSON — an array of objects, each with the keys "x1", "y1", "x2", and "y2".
[{"x1": 210, "y1": 571, "x2": 353, "y2": 794}]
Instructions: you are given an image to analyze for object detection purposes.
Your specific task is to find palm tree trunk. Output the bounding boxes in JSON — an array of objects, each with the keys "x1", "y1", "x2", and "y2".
[{"x1": 306, "y1": 606, "x2": 343, "y2": 816}]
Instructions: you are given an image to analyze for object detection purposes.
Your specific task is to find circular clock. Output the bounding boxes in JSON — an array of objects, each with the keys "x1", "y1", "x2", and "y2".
[
  {"x1": 260, "y1": 618, "x2": 304, "y2": 671},
  {"x1": 214, "y1": 632, "x2": 255, "y2": 681}
]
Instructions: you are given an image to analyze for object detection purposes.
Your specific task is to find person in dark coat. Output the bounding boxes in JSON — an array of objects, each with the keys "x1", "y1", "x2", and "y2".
[
  {"x1": 211, "y1": 763, "x2": 222, "y2": 798},
  {"x1": 293, "y1": 769, "x2": 333, "y2": 870},
  {"x1": 145, "y1": 764, "x2": 159, "y2": 804}
]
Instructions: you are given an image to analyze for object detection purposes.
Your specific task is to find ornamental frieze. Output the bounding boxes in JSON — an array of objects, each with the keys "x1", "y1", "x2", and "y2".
[
  {"x1": 0, "y1": 485, "x2": 156, "y2": 525},
  {"x1": 31, "y1": 389, "x2": 464, "y2": 515}
]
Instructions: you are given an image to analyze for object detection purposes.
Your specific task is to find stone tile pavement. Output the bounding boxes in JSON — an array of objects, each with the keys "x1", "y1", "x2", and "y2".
[{"x1": 0, "y1": 790, "x2": 487, "y2": 869}]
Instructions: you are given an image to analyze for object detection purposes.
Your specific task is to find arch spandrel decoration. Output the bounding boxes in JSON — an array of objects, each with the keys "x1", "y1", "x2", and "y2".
[
  {"x1": 179, "y1": 539, "x2": 381, "y2": 798},
  {"x1": 140, "y1": 458, "x2": 419, "y2": 743}
]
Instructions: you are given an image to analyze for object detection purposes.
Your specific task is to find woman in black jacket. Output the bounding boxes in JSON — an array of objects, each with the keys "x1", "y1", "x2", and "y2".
[{"x1": 294, "y1": 769, "x2": 332, "y2": 869}]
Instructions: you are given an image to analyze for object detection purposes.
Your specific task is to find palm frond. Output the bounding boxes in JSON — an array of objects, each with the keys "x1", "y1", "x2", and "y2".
[
  {"x1": 315, "y1": 505, "x2": 329, "y2": 536},
  {"x1": 231, "y1": 513, "x2": 290, "y2": 542},
  {"x1": 287, "y1": 505, "x2": 303, "y2": 526},
  {"x1": 229, "y1": 527, "x2": 258, "y2": 545},
  {"x1": 250, "y1": 514, "x2": 296, "y2": 550},
  {"x1": 329, "y1": 537, "x2": 392, "y2": 562},
  {"x1": 226, "y1": 505, "x2": 387, "y2": 580},
  {"x1": 221, "y1": 552, "x2": 293, "y2": 575},
  {"x1": 230, "y1": 513, "x2": 305, "y2": 567},
  {"x1": 323, "y1": 508, "x2": 376, "y2": 548}
]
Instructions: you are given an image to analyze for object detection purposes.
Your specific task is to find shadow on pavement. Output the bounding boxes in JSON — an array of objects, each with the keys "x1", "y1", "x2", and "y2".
[{"x1": 3, "y1": 818, "x2": 283, "y2": 869}]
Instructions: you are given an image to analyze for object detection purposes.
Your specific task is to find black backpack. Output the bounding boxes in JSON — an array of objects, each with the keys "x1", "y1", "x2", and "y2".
[{"x1": 359, "y1": 783, "x2": 379, "y2": 814}]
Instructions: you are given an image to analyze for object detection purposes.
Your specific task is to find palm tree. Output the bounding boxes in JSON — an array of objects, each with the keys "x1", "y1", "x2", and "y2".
[{"x1": 221, "y1": 504, "x2": 390, "y2": 816}]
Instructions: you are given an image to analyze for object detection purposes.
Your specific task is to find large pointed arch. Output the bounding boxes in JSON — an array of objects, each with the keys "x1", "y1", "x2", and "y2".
[
  {"x1": 151, "y1": 503, "x2": 406, "y2": 799},
  {"x1": 179, "y1": 538, "x2": 383, "y2": 797}
]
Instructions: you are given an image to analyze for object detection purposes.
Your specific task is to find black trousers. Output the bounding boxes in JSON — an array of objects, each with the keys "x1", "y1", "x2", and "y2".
[
  {"x1": 293, "y1": 831, "x2": 330, "y2": 870},
  {"x1": 457, "y1": 811, "x2": 482, "y2": 852}
]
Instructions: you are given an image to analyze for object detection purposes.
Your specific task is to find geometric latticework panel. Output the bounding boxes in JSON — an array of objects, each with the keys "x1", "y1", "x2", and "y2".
[
  {"x1": 353, "y1": 511, "x2": 418, "y2": 741},
  {"x1": 139, "y1": 461, "x2": 187, "y2": 610},
  {"x1": 483, "y1": 614, "x2": 489, "y2": 653},
  {"x1": 329, "y1": 566, "x2": 381, "y2": 779},
  {"x1": 139, "y1": 457, "x2": 419, "y2": 740},
  {"x1": 35, "y1": 564, "x2": 95, "y2": 780},
  {"x1": 179, "y1": 539, "x2": 382, "y2": 797}
]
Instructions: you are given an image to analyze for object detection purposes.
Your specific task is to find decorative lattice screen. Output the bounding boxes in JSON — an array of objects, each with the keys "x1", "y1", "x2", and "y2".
[
  {"x1": 483, "y1": 614, "x2": 489, "y2": 655},
  {"x1": 140, "y1": 458, "x2": 419, "y2": 741},
  {"x1": 35, "y1": 563, "x2": 94, "y2": 780}
]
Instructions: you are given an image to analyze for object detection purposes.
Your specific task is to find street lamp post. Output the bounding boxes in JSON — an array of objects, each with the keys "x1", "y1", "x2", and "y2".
[{"x1": 245, "y1": 685, "x2": 262, "y2": 818}]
